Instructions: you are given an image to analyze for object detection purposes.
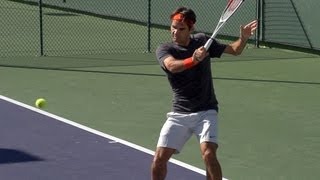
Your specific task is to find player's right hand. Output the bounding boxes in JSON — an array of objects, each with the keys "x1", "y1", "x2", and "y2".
[{"x1": 193, "y1": 46, "x2": 209, "y2": 62}]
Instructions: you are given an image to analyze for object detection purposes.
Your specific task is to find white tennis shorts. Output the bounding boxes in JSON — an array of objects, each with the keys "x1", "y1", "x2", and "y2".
[{"x1": 156, "y1": 109, "x2": 218, "y2": 154}]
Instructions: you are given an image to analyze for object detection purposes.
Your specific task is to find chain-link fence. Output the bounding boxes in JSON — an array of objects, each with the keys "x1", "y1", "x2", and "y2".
[
  {"x1": 0, "y1": 0, "x2": 256, "y2": 57},
  {"x1": 261, "y1": 0, "x2": 320, "y2": 51},
  {"x1": 1, "y1": 0, "x2": 319, "y2": 57}
]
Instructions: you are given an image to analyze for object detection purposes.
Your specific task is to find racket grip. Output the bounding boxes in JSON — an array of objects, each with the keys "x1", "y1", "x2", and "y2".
[{"x1": 204, "y1": 39, "x2": 213, "y2": 51}]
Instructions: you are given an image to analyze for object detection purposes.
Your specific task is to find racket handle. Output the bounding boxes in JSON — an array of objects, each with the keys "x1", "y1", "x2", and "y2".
[{"x1": 204, "y1": 39, "x2": 213, "y2": 51}]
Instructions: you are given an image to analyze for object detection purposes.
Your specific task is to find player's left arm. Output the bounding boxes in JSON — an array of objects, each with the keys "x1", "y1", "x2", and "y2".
[{"x1": 224, "y1": 20, "x2": 258, "y2": 55}]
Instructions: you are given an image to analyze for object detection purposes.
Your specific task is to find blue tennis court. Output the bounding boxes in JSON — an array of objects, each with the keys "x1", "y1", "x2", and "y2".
[{"x1": 0, "y1": 95, "x2": 218, "y2": 180}]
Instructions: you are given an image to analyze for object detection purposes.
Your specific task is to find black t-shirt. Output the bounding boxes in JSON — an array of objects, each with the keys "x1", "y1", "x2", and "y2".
[{"x1": 156, "y1": 33, "x2": 226, "y2": 113}]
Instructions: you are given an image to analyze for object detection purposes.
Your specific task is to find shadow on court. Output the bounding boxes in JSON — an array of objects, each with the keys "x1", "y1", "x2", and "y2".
[{"x1": 0, "y1": 148, "x2": 44, "y2": 164}]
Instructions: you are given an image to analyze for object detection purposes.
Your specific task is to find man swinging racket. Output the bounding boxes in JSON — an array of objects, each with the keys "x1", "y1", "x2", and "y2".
[{"x1": 151, "y1": 5, "x2": 257, "y2": 180}]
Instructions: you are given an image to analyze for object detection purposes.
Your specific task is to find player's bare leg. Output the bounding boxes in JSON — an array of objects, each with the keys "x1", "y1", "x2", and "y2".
[
  {"x1": 200, "y1": 142, "x2": 222, "y2": 180},
  {"x1": 151, "y1": 147, "x2": 176, "y2": 180}
]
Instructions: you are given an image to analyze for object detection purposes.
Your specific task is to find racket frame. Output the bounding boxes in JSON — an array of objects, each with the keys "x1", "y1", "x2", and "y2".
[{"x1": 204, "y1": 0, "x2": 245, "y2": 50}]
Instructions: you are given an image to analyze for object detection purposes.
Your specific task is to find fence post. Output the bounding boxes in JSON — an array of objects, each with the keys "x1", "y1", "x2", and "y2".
[
  {"x1": 255, "y1": 0, "x2": 261, "y2": 48},
  {"x1": 147, "y1": 0, "x2": 151, "y2": 53},
  {"x1": 39, "y1": 0, "x2": 44, "y2": 56}
]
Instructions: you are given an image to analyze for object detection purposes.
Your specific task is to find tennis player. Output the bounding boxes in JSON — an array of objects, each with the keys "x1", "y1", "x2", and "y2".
[{"x1": 151, "y1": 6, "x2": 257, "y2": 180}]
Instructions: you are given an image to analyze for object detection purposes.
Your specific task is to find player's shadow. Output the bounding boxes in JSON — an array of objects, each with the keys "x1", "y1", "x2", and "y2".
[{"x1": 0, "y1": 148, "x2": 44, "y2": 164}]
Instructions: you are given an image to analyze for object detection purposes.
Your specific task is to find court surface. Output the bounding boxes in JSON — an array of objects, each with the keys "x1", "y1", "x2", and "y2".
[{"x1": 0, "y1": 95, "x2": 229, "y2": 180}]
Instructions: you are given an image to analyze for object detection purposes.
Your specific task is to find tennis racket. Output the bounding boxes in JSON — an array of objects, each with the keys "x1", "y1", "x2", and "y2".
[{"x1": 204, "y1": 0, "x2": 245, "y2": 50}]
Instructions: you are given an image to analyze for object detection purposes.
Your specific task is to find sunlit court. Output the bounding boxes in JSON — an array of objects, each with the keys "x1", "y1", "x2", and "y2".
[{"x1": 1, "y1": 0, "x2": 320, "y2": 179}]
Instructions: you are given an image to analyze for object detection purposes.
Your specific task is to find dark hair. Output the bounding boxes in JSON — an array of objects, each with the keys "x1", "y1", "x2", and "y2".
[{"x1": 170, "y1": 6, "x2": 196, "y2": 29}]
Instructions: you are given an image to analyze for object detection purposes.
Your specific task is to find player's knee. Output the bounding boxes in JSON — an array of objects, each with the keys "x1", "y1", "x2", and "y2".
[{"x1": 202, "y1": 149, "x2": 218, "y2": 162}]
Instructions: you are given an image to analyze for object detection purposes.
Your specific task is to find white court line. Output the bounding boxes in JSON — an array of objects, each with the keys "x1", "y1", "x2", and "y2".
[{"x1": 0, "y1": 95, "x2": 228, "y2": 180}]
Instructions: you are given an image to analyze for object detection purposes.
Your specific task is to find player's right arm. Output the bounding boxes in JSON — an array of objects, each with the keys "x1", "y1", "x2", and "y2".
[
  {"x1": 163, "y1": 56, "x2": 195, "y2": 73},
  {"x1": 162, "y1": 47, "x2": 207, "y2": 73}
]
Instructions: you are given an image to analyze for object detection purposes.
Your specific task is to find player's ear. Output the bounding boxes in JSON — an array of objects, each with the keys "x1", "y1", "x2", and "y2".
[{"x1": 190, "y1": 25, "x2": 195, "y2": 32}]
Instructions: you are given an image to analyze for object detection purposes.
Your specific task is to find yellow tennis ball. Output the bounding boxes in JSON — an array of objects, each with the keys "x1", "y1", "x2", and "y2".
[{"x1": 35, "y1": 98, "x2": 46, "y2": 108}]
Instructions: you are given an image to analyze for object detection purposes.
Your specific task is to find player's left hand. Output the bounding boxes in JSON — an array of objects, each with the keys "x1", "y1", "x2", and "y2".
[{"x1": 240, "y1": 20, "x2": 258, "y2": 40}]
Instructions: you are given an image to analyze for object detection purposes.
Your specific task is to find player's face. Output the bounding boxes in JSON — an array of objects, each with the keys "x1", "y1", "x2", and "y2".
[{"x1": 170, "y1": 20, "x2": 192, "y2": 46}]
